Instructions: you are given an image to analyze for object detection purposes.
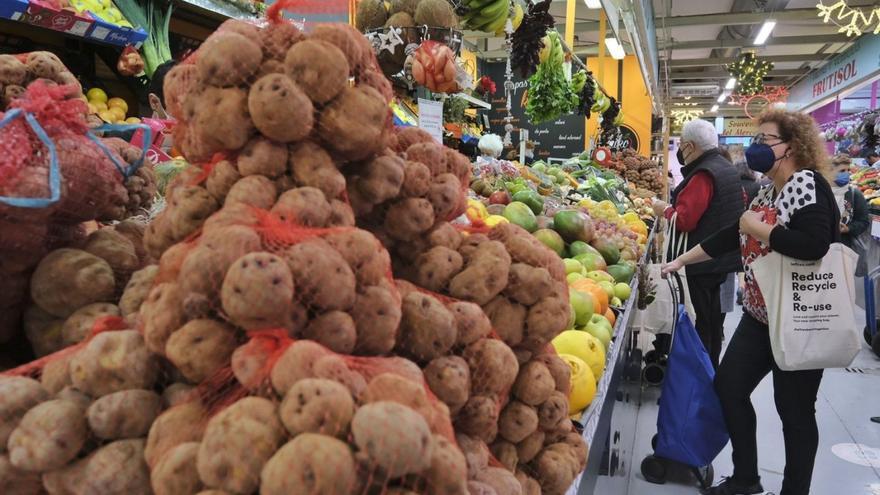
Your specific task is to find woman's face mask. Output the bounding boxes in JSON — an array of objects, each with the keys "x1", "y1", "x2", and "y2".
[
  {"x1": 745, "y1": 132, "x2": 789, "y2": 174},
  {"x1": 834, "y1": 171, "x2": 851, "y2": 186}
]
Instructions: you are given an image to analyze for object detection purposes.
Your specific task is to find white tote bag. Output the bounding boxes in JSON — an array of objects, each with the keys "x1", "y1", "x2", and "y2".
[
  {"x1": 637, "y1": 215, "x2": 697, "y2": 334},
  {"x1": 750, "y1": 243, "x2": 861, "y2": 371}
]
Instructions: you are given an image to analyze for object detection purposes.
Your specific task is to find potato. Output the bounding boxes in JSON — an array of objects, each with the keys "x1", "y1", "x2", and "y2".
[
  {"x1": 0, "y1": 377, "x2": 49, "y2": 451},
  {"x1": 22, "y1": 306, "x2": 64, "y2": 358},
  {"x1": 161, "y1": 63, "x2": 199, "y2": 118},
  {"x1": 393, "y1": 126, "x2": 433, "y2": 151},
  {"x1": 162, "y1": 383, "x2": 195, "y2": 408},
  {"x1": 319, "y1": 86, "x2": 387, "y2": 161},
  {"x1": 505, "y1": 264, "x2": 554, "y2": 306},
  {"x1": 261, "y1": 433, "x2": 356, "y2": 495},
  {"x1": 282, "y1": 239, "x2": 356, "y2": 311},
  {"x1": 78, "y1": 439, "x2": 151, "y2": 495},
  {"x1": 140, "y1": 282, "x2": 185, "y2": 355},
  {"x1": 196, "y1": 31, "x2": 261, "y2": 87},
  {"x1": 278, "y1": 378, "x2": 354, "y2": 438},
  {"x1": 237, "y1": 136, "x2": 288, "y2": 178},
  {"x1": 0, "y1": 54, "x2": 27, "y2": 86},
  {"x1": 457, "y1": 233, "x2": 488, "y2": 261},
  {"x1": 166, "y1": 319, "x2": 238, "y2": 383},
  {"x1": 533, "y1": 445, "x2": 579, "y2": 495},
  {"x1": 462, "y1": 338, "x2": 519, "y2": 396},
  {"x1": 113, "y1": 220, "x2": 148, "y2": 263},
  {"x1": 533, "y1": 353, "x2": 571, "y2": 395},
  {"x1": 60, "y1": 302, "x2": 120, "y2": 346},
  {"x1": 350, "y1": 284, "x2": 401, "y2": 355},
  {"x1": 288, "y1": 141, "x2": 345, "y2": 199},
  {"x1": 69, "y1": 330, "x2": 158, "y2": 397},
  {"x1": 190, "y1": 87, "x2": 254, "y2": 152},
  {"x1": 554, "y1": 431, "x2": 588, "y2": 470},
  {"x1": 413, "y1": 246, "x2": 463, "y2": 292},
  {"x1": 423, "y1": 435, "x2": 468, "y2": 495},
  {"x1": 271, "y1": 187, "x2": 330, "y2": 226},
  {"x1": 515, "y1": 471, "x2": 540, "y2": 495},
  {"x1": 498, "y1": 401, "x2": 538, "y2": 443},
  {"x1": 86, "y1": 389, "x2": 161, "y2": 440},
  {"x1": 205, "y1": 160, "x2": 241, "y2": 201},
  {"x1": 467, "y1": 481, "x2": 498, "y2": 495},
  {"x1": 449, "y1": 262, "x2": 510, "y2": 307},
  {"x1": 7, "y1": 399, "x2": 86, "y2": 471},
  {"x1": 397, "y1": 292, "x2": 456, "y2": 362},
  {"x1": 537, "y1": 391, "x2": 568, "y2": 431},
  {"x1": 119, "y1": 265, "x2": 158, "y2": 319},
  {"x1": 40, "y1": 354, "x2": 73, "y2": 395},
  {"x1": 25, "y1": 51, "x2": 64, "y2": 80},
  {"x1": 82, "y1": 229, "x2": 139, "y2": 281},
  {"x1": 445, "y1": 148, "x2": 472, "y2": 183},
  {"x1": 2, "y1": 84, "x2": 25, "y2": 106},
  {"x1": 406, "y1": 142, "x2": 447, "y2": 176},
  {"x1": 361, "y1": 373, "x2": 434, "y2": 426},
  {"x1": 221, "y1": 252, "x2": 294, "y2": 329},
  {"x1": 168, "y1": 186, "x2": 219, "y2": 240},
  {"x1": 455, "y1": 434, "x2": 489, "y2": 477},
  {"x1": 312, "y1": 355, "x2": 367, "y2": 398},
  {"x1": 510, "y1": 361, "x2": 555, "y2": 409},
  {"x1": 30, "y1": 249, "x2": 115, "y2": 318},
  {"x1": 284, "y1": 39, "x2": 349, "y2": 105},
  {"x1": 351, "y1": 401, "x2": 433, "y2": 478},
  {"x1": 489, "y1": 440, "x2": 518, "y2": 472},
  {"x1": 428, "y1": 173, "x2": 463, "y2": 220},
  {"x1": 145, "y1": 402, "x2": 207, "y2": 468},
  {"x1": 516, "y1": 429, "x2": 545, "y2": 464},
  {"x1": 151, "y1": 442, "x2": 202, "y2": 495},
  {"x1": 474, "y1": 467, "x2": 521, "y2": 495},
  {"x1": 0, "y1": 453, "x2": 40, "y2": 494},
  {"x1": 523, "y1": 297, "x2": 571, "y2": 350},
  {"x1": 401, "y1": 160, "x2": 432, "y2": 197},
  {"x1": 427, "y1": 222, "x2": 462, "y2": 251},
  {"x1": 384, "y1": 197, "x2": 435, "y2": 241},
  {"x1": 454, "y1": 396, "x2": 498, "y2": 443},
  {"x1": 489, "y1": 224, "x2": 566, "y2": 281},
  {"x1": 302, "y1": 311, "x2": 356, "y2": 354},
  {"x1": 197, "y1": 399, "x2": 283, "y2": 494},
  {"x1": 259, "y1": 20, "x2": 303, "y2": 60},
  {"x1": 323, "y1": 229, "x2": 389, "y2": 287},
  {"x1": 424, "y1": 356, "x2": 470, "y2": 415},
  {"x1": 249, "y1": 73, "x2": 313, "y2": 143},
  {"x1": 179, "y1": 232, "x2": 261, "y2": 313},
  {"x1": 483, "y1": 296, "x2": 526, "y2": 347},
  {"x1": 270, "y1": 340, "x2": 330, "y2": 395},
  {"x1": 450, "y1": 301, "x2": 491, "y2": 346},
  {"x1": 355, "y1": 155, "x2": 405, "y2": 204}
]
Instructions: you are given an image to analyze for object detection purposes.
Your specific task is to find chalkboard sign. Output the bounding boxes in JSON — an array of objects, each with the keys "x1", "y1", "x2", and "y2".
[{"x1": 483, "y1": 62, "x2": 586, "y2": 160}]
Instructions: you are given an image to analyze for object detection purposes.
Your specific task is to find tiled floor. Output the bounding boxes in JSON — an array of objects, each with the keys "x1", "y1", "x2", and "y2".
[{"x1": 625, "y1": 305, "x2": 880, "y2": 495}]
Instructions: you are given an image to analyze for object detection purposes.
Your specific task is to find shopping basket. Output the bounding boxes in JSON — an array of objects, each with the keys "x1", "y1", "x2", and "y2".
[{"x1": 640, "y1": 273, "x2": 728, "y2": 489}]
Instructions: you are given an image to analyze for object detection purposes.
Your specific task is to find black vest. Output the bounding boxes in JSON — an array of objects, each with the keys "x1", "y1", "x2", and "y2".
[{"x1": 671, "y1": 149, "x2": 745, "y2": 276}]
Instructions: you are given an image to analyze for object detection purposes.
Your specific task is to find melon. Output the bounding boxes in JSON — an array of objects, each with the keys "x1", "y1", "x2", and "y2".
[
  {"x1": 552, "y1": 330, "x2": 605, "y2": 381},
  {"x1": 557, "y1": 353, "x2": 596, "y2": 414}
]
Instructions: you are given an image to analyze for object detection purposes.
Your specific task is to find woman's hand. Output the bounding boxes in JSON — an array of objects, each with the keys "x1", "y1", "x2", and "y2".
[
  {"x1": 661, "y1": 259, "x2": 684, "y2": 277},
  {"x1": 739, "y1": 210, "x2": 765, "y2": 236},
  {"x1": 840, "y1": 223, "x2": 849, "y2": 233}
]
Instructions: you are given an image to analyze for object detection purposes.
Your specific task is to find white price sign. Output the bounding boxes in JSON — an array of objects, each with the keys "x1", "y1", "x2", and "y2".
[{"x1": 418, "y1": 98, "x2": 443, "y2": 144}]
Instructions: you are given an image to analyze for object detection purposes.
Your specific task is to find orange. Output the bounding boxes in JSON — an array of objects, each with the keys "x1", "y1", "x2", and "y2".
[
  {"x1": 570, "y1": 279, "x2": 608, "y2": 315},
  {"x1": 604, "y1": 308, "x2": 616, "y2": 327}
]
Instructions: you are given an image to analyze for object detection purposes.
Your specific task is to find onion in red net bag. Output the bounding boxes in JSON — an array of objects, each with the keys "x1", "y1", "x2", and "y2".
[{"x1": 411, "y1": 40, "x2": 461, "y2": 94}]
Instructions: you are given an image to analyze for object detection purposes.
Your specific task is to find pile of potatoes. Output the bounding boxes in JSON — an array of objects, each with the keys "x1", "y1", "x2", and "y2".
[
  {"x1": 0, "y1": 52, "x2": 82, "y2": 110},
  {"x1": 100, "y1": 138, "x2": 158, "y2": 220},
  {"x1": 18, "y1": 220, "x2": 151, "y2": 357}
]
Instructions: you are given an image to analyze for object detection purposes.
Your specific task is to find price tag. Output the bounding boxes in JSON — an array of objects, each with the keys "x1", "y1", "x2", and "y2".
[{"x1": 418, "y1": 98, "x2": 443, "y2": 144}]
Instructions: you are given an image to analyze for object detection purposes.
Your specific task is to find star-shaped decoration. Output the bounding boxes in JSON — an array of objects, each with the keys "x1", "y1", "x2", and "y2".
[
  {"x1": 816, "y1": 1, "x2": 839, "y2": 23},
  {"x1": 378, "y1": 27, "x2": 404, "y2": 54}
]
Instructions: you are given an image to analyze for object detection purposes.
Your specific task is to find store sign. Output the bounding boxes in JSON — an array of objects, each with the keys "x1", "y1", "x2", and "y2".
[
  {"x1": 604, "y1": 124, "x2": 640, "y2": 151},
  {"x1": 789, "y1": 33, "x2": 880, "y2": 111},
  {"x1": 722, "y1": 119, "x2": 758, "y2": 136},
  {"x1": 483, "y1": 63, "x2": 585, "y2": 159}
]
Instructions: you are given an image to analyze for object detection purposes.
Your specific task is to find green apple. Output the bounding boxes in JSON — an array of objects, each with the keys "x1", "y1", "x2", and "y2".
[
  {"x1": 590, "y1": 313, "x2": 614, "y2": 334},
  {"x1": 567, "y1": 272, "x2": 586, "y2": 284},
  {"x1": 585, "y1": 270, "x2": 614, "y2": 283},
  {"x1": 584, "y1": 321, "x2": 612, "y2": 348},
  {"x1": 614, "y1": 282, "x2": 632, "y2": 301},
  {"x1": 569, "y1": 304, "x2": 577, "y2": 328},
  {"x1": 569, "y1": 288, "x2": 595, "y2": 326},
  {"x1": 610, "y1": 296, "x2": 622, "y2": 307},
  {"x1": 597, "y1": 281, "x2": 616, "y2": 299},
  {"x1": 563, "y1": 258, "x2": 585, "y2": 275}
]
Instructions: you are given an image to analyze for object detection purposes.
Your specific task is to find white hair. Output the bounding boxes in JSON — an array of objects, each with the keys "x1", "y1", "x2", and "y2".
[
  {"x1": 478, "y1": 134, "x2": 503, "y2": 158},
  {"x1": 681, "y1": 119, "x2": 719, "y2": 152}
]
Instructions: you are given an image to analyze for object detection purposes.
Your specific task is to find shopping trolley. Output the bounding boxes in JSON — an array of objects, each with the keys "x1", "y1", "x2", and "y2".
[
  {"x1": 864, "y1": 265, "x2": 880, "y2": 357},
  {"x1": 640, "y1": 273, "x2": 727, "y2": 490}
]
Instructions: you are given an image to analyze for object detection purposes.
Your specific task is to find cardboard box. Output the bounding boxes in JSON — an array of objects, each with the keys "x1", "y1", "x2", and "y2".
[
  {"x1": 86, "y1": 14, "x2": 148, "y2": 48},
  {"x1": 16, "y1": 0, "x2": 94, "y2": 37}
]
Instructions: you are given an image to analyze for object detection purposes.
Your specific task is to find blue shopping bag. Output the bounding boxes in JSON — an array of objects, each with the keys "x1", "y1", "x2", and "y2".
[{"x1": 654, "y1": 304, "x2": 729, "y2": 467}]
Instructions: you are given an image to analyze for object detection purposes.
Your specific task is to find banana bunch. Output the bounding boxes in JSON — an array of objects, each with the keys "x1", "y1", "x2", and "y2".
[
  {"x1": 571, "y1": 69, "x2": 588, "y2": 93},
  {"x1": 461, "y1": 0, "x2": 512, "y2": 34},
  {"x1": 538, "y1": 30, "x2": 564, "y2": 66}
]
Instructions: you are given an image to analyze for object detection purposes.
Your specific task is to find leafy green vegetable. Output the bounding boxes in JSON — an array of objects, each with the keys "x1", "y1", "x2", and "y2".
[{"x1": 524, "y1": 31, "x2": 578, "y2": 124}]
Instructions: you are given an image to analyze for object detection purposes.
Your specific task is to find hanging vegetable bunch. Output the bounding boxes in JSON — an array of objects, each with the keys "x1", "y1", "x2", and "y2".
[
  {"x1": 570, "y1": 68, "x2": 595, "y2": 118},
  {"x1": 525, "y1": 30, "x2": 578, "y2": 124},
  {"x1": 601, "y1": 96, "x2": 622, "y2": 131},
  {"x1": 511, "y1": 0, "x2": 554, "y2": 78}
]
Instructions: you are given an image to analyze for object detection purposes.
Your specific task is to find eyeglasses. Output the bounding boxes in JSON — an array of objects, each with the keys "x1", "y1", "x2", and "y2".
[{"x1": 752, "y1": 133, "x2": 782, "y2": 145}]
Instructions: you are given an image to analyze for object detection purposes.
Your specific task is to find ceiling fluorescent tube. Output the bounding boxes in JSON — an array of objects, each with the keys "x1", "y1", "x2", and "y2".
[
  {"x1": 605, "y1": 37, "x2": 625, "y2": 59},
  {"x1": 584, "y1": 0, "x2": 601, "y2": 8},
  {"x1": 725, "y1": 77, "x2": 736, "y2": 90},
  {"x1": 753, "y1": 20, "x2": 776, "y2": 45}
]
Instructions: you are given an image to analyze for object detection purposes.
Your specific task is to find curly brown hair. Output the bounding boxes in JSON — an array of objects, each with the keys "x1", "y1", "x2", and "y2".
[{"x1": 758, "y1": 109, "x2": 831, "y2": 180}]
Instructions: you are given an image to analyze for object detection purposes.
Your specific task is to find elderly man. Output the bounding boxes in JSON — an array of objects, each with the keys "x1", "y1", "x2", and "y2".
[{"x1": 653, "y1": 119, "x2": 745, "y2": 367}]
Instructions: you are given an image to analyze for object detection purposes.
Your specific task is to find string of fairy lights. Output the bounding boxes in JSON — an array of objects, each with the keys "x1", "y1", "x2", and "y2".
[{"x1": 725, "y1": 52, "x2": 773, "y2": 96}]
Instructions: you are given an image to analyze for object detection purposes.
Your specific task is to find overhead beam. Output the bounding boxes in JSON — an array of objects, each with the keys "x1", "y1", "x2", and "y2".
[
  {"x1": 666, "y1": 53, "x2": 832, "y2": 68},
  {"x1": 659, "y1": 34, "x2": 848, "y2": 50},
  {"x1": 658, "y1": 8, "x2": 819, "y2": 28},
  {"x1": 669, "y1": 69, "x2": 809, "y2": 79}
]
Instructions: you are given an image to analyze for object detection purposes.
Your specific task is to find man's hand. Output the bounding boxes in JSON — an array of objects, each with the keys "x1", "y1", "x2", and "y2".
[
  {"x1": 652, "y1": 200, "x2": 669, "y2": 217},
  {"x1": 840, "y1": 223, "x2": 849, "y2": 233}
]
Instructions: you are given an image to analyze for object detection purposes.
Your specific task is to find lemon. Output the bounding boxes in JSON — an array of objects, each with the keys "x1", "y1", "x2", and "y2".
[
  {"x1": 107, "y1": 106, "x2": 126, "y2": 122},
  {"x1": 98, "y1": 110, "x2": 116, "y2": 123},
  {"x1": 87, "y1": 87, "x2": 108, "y2": 104},
  {"x1": 125, "y1": 117, "x2": 141, "y2": 124},
  {"x1": 92, "y1": 101, "x2": 108, "y2": 112},
  {"x1": 484, "y1": 215, "x2": 509, "y2": 227},
  {"x1": 107, "y1": 97, "x2": 128, "y2": 114}
]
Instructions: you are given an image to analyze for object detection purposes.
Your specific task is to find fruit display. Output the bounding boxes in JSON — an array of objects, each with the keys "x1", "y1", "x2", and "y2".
[
  {"x1": 85, "y1": 88, "x2": 139, "y2": 124},
  {"x1": 68, "y1": 0, "x2": 134, "y2": 27},
  {"x1": 852, "y1": 167, "x2": 880, "y2": 205},
  {"x1": 607, "y1": 148, "x2": 663, "y2": 195}
]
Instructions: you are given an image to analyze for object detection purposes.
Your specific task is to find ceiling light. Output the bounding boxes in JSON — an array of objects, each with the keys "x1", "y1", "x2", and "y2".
[
  {"x1": 710, "y1": 104, "x2": 719, "y2": 112},
  {"x1": 753, "y1": 20, "x2": 776, "y2": 45},
  {"x1": 584, "y1": 0, "x2": 601, "y2": 8},
  {"x1": 605, "y1": 37, "x2": 625, "y2": 60},
  {"x1": 717, "y1": 92, "x2": 729, "y2": 103},
  {"x1": 725, "y1": 78, "x2": 736, "y2": 90}
]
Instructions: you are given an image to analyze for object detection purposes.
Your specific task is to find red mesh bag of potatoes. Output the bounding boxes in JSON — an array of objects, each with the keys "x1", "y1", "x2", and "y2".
[{"x1": 136, "y1": 206, "x2": 403, "y2": 373}]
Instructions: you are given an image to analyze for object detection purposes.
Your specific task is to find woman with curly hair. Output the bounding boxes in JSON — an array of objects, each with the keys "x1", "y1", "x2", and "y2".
[{"x1": 663, "y1": 109, "x2": 840, "y2": 495}]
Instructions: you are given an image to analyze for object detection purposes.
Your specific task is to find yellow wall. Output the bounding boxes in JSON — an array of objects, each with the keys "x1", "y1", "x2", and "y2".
[
  {"x1": 584, "y1": 55, "x2": 652, "y2": 157},
  {"x1": 460, "y1": 48, "x2": 479, "y2": 84}
]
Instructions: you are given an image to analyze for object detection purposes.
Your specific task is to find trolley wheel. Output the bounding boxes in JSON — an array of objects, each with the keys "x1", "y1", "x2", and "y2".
[
  {"x1": 643, "y1": 362, "x2": 666, "y2": 386},
  {"x1": 692, "y1": 464, "x2": 715, "y2": 489},
  {"x1": 872, "y1": 332, "x2": 880, "y2": 357},
  {"x1": 644, "y1": 349, "x2": 659, "y2": 364},
  {"x1": 651, "y1": 433, "x2": 658, "y2": 450},
  {"x1": 865, "y1": 326, "x2": 873, "y2": 345},
  {"x1": 640, "y1": 455, "x2": 667, "y2": 484}
]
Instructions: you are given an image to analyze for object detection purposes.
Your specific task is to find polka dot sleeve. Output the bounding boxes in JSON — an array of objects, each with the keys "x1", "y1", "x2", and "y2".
[{"x1": 767, "y1": 170, "x2": 837, "y2": 261}]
